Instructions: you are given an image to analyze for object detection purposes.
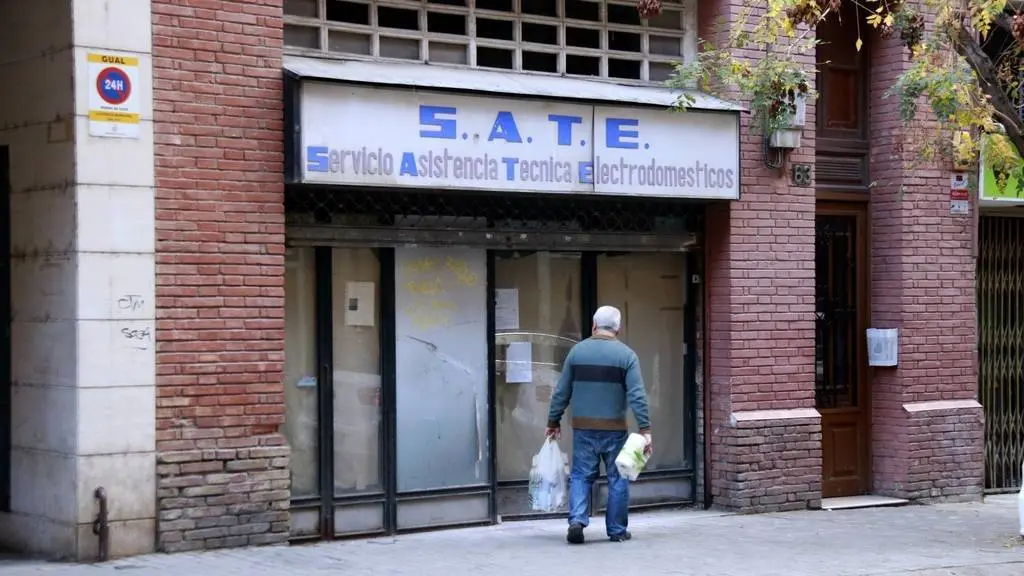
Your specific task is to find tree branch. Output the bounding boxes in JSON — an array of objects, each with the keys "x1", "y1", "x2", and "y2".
[
  {"x1": 952, "y1": 24, "x2": 1024, "y2": 159},
  {"x1": 993, "y1": 12, "x2": 1013, "y2": 34}
]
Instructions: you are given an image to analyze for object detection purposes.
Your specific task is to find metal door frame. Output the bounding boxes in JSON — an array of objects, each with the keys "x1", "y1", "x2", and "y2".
[
  {"x1": 0, "y1": 145, "x2": 10, "y2": 512},
  {"x1": 285, "y1": 187, "x2": 704, "y2": 539},
  {"x1": 492, "y1": 249, "x2": 699, "y2": 521}
]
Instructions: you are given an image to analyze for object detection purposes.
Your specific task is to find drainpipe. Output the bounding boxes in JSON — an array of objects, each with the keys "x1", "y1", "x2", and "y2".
[
  {"x1": 92, "y1": 487, "x2": 109, "y2": 562},
  {"x1": 702, "y1": 254, "x2": 713, "y2": 510}
]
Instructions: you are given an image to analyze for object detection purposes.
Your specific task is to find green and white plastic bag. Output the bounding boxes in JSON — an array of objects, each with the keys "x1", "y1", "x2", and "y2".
[
  {"x1": 614, "y1": 433, "x2": 650, "y2": 481},
  {"x1": 528, "y1": 439, "x2": 568, "y2": 512}
]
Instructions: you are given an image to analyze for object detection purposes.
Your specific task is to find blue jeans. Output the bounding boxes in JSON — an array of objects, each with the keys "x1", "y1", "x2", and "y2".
[{"x1": 568, "y1": 429, "x2": 629, "y2": 538}]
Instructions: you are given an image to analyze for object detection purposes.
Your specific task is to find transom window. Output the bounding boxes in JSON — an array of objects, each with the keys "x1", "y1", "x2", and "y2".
[{"x1": 283, "y1": 0, "x2": 693, "y2": 84}]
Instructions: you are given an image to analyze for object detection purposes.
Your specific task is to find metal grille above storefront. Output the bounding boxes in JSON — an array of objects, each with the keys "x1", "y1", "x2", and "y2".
[
  {"x1": 283, "y1": 0, "x2": 695, "y2": 84},
  {"x1": 285, "y1": 186, "x2": 704, "y2": 250}
]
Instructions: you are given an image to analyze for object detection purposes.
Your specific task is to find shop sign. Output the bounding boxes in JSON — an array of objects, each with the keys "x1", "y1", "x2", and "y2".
[
  {"x1": 298, "y1": 82, "x2": 740, "y2": 200},
  {"x1": 978, "y1": 133, "x2": 1024, "y2": 206},
  {"x1": 86, "y1": 52, "x2": 141, "y2": 139}
]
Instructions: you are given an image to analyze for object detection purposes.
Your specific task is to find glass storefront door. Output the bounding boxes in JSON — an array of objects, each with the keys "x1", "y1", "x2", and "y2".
[
  {"x1": 594, "y1": 252, "x2": 694, "y2": 507},
  {"x1": 285, "y1": 246, "x2": 387, "y2": 538},
  {"x1": 493, "y1": 251, "x2": 694, "y2": 518},
  {"x1": 393, "y1": 247, "x2": 491, "y2": 529},
  {"x1": 284, "y1": 246, "x2": 696, "y2": 537},
  {"x1": 493, "y1": 251, "x2": 582, "y2": 515}
]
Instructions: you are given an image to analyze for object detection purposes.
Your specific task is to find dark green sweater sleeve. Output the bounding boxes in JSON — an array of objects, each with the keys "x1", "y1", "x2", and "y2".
[
  {"x1": 625, "y1": 353, "x2": 651, "y2": 431},
  {"x1": 546, "y1": 348, "x2": 574, "y2": 428}
]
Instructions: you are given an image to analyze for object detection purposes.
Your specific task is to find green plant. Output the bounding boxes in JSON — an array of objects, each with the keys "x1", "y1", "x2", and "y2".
[{"x1": 669, "y1": 0, "x2": 1024, "y2": 184}]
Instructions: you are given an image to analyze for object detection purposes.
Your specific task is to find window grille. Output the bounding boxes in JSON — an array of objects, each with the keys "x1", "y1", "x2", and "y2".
[{"x1": 283, "y1": 0, "x2": 693, "y2": 84}]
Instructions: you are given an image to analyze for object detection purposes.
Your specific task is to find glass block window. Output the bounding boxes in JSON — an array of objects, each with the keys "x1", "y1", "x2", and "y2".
[{"x1": 283, "y1": 0, "x2": 692, "y2": 84}]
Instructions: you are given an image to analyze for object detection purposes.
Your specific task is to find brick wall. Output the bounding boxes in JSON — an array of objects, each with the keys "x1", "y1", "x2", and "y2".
[
  {"x1": 866, "y1": 30, "x2": 909, "y2": 493},
  {"x1": 699, "y1": 0, "x2": 821, "y2": 511},
  {"x1": 151, "y1": 0, "x2": 290, "y2": 551},
  {"x1": 867, "y1": 28, "x2": 983, "y2": 500}
]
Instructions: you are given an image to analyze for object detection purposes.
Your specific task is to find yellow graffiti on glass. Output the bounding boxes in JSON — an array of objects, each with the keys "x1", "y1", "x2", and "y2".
[
  {"x1": 403, "y1": 257, "x2": 437, "y2": 275},
  {"x1": 404, "y1": 298, "x2": 458, "y2": 330},
  {"x1": 405, "y1": 276, "x2": 444, "y2": 296},
  {"x1": 445, "y1": 256, "x2": 478, "y2": 287}
]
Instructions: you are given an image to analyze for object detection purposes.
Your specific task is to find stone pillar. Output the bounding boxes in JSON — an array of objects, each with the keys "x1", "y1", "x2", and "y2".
[
  {"x1": 699, "y1": 0, "x2": 822, "y2": 512},
  {"x1": 868, "y1": 33, "x2": 984, "y2": 502},
  {"x1": 68, "y1": 0, "x2": 159, "y2": 559}
]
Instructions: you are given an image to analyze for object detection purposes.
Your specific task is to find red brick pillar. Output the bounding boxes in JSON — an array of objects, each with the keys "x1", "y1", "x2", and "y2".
[
  {"x1": 700, "y1": 0, "x2": 822, "y2": 512},
  {"x1": 151, "y1": 0, "x2": 290, "y2": 550},
  {"x1": 867, "y1": 34, "x2": 983, "y2": 502}
]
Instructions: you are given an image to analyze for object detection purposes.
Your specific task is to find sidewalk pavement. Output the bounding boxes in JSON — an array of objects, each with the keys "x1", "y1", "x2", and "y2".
[{"x1": 1, "y1": 496, "x2": 1023, "y2": 575}]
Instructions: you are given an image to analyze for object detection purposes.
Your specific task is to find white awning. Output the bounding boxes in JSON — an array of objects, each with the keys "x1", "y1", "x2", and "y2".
[{"x1": 283, "y1": 56, "x2": 742, "y2": 113}]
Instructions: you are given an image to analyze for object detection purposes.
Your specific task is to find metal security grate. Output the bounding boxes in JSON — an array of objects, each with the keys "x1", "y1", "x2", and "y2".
[
  {"x1": 284, "y1": 186, "x2": 703, "y2": 249},
  {"x1": 287, "y1": 186, "x2": 699, "y2": 230},
  {"x1": 815, "y1": 214, "x2": 859, "y2": 409},
  {"x1": 283, "y1": 0, "x2": 692, "y2": 83},
  {"x1": 979, "y1": 215, "x2": 1024, "y2": 491}
]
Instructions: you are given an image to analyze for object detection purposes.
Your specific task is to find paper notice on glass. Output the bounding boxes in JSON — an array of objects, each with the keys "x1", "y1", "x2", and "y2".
[
  {"x1": 506, "y1": 341, "x2": 533, "y2": 383},
  {"x1": 495, "y1": 288, "x2": 519, "y2": 330},
  {"x1": 345, "y1": 281, "x2": 376, "y2": 326}
]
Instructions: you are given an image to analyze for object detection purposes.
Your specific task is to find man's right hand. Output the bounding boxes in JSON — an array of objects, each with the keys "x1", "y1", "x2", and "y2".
[
  {"x1": 642, "y1": 432, "x2": 653, "y2": 456},
  {"x1": 545, "y1": 426, "x2": 561, "y2": 441}
]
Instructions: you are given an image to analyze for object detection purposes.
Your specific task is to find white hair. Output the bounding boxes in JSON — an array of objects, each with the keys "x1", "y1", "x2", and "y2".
[{"x1": 593, "y1": 305, "x2": 622, "y2": 333}]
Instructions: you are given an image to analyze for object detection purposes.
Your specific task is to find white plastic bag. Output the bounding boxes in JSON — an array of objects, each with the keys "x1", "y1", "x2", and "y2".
[
  {"x1": 529, "y1": 439, "x2": 568, "y2": 512},
  {"x1": 1018, "y1": 461, "x2": 1024, "y2": 537},
  {"x1": 614, "y1": 433, "x2": 651, "y2": 481}
]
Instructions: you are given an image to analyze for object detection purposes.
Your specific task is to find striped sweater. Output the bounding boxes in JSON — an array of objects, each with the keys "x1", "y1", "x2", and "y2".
[{"x1": 546, "y1": 331, "x2": 651, "y2": 432}]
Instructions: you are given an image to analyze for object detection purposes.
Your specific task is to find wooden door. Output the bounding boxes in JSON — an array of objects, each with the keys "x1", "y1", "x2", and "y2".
[
  {"x1": 815, "y1": 203, "x2": 870, "y2": 498},
  {"x1": 815, "y1": 4, "x2": 870, "y2": 193}
]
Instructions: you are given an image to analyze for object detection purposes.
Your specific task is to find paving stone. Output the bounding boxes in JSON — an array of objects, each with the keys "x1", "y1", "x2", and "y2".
[{"x1": 1, "y1": 498, "x2": 1022, "y2": 576}]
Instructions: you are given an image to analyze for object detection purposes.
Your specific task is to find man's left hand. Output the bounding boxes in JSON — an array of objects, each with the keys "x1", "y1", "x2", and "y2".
[
  {"x1": 545, "y1": 426, "x2": 561, "y2": 441},
  {"x1": 642, "y1": 433, "x2": 653, "y2": 456}
]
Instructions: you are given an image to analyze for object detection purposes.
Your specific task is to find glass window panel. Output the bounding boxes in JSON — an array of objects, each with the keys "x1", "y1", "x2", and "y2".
[
  {"x1": 331, "y1": 248, "x2": 383, "y2": 494},
  {"x1": 284, "y1": 25, "x2": 319, "y2": 49},
  {"x1": 380, "y1": 37, "x2": 420, "y2": 60},
  {"x1": 395, "y1": 248, "x2": 489, "y2": 491},
  {"x1": 429, "y1": 42, "x2": 469, "y2": 65},
  {"x1": 522, "y1": 51, "x2": 558, "y2": 73},
  {"x1": 566, "y1": 54, "x2": 599, "y2": 76},
  {"x1": 477, "y1": 46, "x2": 514, "y2": 69},
  {"x1": 650, "y1": 35, "x2": 682, "y2": 56},
  {"x1": 596, "y1": 253, "x2": 687, "y2": 471},
  {"x1": 284, "y1": 246, "x2": 319, "y2": 498},
  {"x1": 327, "y1": 0, "x2": 369, "y2": 24},
  {"x1": 477, "y1": 18, "x2": 515, "y2": 40},
  {"x1": 288, "y1": 0, "x2": 693, "y2": 84},
  {"x1": 494, "y1": 251, "x2": 582, "y2": 483},
  {"x1": 608, "y1": 58, "x2": 641, "y2": 79},
  {"x1": 328, "y1": 31, "x2": 371, "y2": 55},
  {"x1": 649, "y1": 62, "x2": 675, "y2": 82},
  {"x1": 285, "y1": 0, "x2": 317, "y2": 17}
]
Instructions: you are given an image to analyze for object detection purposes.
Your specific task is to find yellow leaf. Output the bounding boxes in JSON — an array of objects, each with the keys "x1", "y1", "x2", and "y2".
[
  {"x1": 856, "y1": 38, "x2": 863, "y2": 52},
  {"x1": 883, "y1": 14, "x2": 894, "y2": 26}
]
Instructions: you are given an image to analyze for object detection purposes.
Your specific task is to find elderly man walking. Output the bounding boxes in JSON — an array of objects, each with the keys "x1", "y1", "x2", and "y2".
[{"x1": 545, "y1": 305, "x2": 652, "y2": 545}]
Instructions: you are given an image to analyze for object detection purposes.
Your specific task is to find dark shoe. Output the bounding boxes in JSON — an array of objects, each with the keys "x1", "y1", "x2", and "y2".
[
  {"x1": 609, "y1": 530, "x2": 632, "y2": 542},
  {"x1": 567, "y1": 523, "x2": 585, "y2": 544}
]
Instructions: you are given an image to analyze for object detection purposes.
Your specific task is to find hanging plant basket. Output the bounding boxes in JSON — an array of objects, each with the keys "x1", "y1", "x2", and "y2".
[{"x1": 637, "y1": 0, "x2": 662, "y2": 19}]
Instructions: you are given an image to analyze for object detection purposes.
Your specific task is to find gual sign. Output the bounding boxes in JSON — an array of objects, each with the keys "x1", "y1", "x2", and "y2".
[
  {"x1": 297, "y1": 82, "x2": 741, "y2": 200},
  {"x1": 87, "y1": 52, "x2": 141, "y2": 139}
]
